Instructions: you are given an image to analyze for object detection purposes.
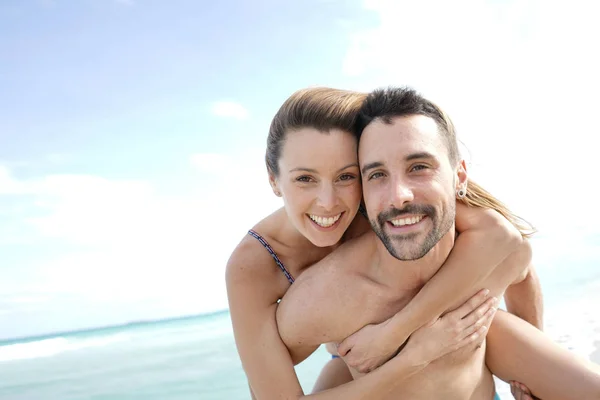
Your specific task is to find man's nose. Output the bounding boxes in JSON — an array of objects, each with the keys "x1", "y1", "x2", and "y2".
[{"x1": 389, "y1": 178, "x2": 414, "y2": 208}]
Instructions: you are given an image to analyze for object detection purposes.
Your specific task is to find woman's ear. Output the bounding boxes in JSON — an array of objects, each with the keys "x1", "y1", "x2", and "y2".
[{"x1": 268, "y1": 172, "x2": 282, "y2": 197}]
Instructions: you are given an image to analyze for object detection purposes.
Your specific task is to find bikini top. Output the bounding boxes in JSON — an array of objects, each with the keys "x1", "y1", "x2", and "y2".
[{"x1": 247, "y1": 229, "x2": 295, "y2": 284}]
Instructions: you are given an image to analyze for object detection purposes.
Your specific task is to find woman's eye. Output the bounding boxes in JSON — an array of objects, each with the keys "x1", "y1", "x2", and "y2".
[
  {"x1": 339, "y1": 174, "x2": 356, "y2": 181},
  {"x1": 296, "y1": 176, "x2": 312, "y2": 182}
]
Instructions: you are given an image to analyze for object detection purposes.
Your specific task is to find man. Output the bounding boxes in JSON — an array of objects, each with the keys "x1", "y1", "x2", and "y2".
[{"x1": 276, "y1": 87, "x2": 538, "y2": 399}]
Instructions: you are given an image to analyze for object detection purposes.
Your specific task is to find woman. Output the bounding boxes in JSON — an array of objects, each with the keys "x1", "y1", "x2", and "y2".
[{"x1": 226, "y1": 87, "x2": 541, "y2": 399}]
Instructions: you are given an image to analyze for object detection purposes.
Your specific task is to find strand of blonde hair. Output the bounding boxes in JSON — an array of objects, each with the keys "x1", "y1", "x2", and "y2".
[{"x1": 461, "y1": 180, "x2": 536, "y2": 238}]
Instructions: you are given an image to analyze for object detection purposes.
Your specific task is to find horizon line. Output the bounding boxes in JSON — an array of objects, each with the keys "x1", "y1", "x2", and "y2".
[{"x1": 0, "y1": 308, "x2": 230, "y2": 345}]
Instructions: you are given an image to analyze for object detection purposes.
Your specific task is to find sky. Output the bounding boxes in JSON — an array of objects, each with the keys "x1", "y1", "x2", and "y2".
[{"x1": 1, "y1": 0, "x2": 599, "y2": 340}]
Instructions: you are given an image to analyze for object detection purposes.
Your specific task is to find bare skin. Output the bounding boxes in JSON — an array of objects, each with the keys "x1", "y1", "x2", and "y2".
[
  {"x1": 335, "y1": 207, "x2": 541, "y2": 373},
  {"x1": 486, "y1": 311, "x2": 600, "y2": 399},
  {"x1": 227, "y1": 206, "x2": 510, "y2": 399},
  {"x1": 227, "y1": 127, "x2": 540, "y2": 399},
  {"x1": 277, "y1": 229, "x2": 529, "y2": 399},
  {"x1": 275, "y1": 113, "x2": 599, "y2": 399},
  {"x1": 311, "y1": 357, "x2": 354, "y2": 394}
]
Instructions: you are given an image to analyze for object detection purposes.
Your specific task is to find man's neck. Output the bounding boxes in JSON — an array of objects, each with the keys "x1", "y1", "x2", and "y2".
[{"x1": 371, "y1": 228, "x2": 456, "y2": 292}]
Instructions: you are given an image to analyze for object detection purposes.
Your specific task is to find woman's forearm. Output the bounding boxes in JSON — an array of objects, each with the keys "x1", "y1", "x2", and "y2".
[
  {"x1": 382, "y1": 226, "x2": 520, "y2": 346},
  {"x1": 504, "y1": 265, "x2": 544, "y2": 329}
]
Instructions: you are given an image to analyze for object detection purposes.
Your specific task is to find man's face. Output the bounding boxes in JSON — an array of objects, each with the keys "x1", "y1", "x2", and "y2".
[{"x1": 359, "y1": 115, "x2": 464, "y2": 260}]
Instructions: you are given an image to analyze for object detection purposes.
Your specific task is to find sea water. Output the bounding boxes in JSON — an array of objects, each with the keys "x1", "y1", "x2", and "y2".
[
  {"x1": 1, "y1": 235, "x2": 599, "y2": 399},
  {"x1": 0, "y1": 311, "x2": 332, "y2": 399}
]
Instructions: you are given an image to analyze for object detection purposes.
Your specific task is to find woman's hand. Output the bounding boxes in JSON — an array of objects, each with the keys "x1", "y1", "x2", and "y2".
[
  {"x1": 337, "y1": 321, "x2": 398, "y2": 373},
  {"x1": 402, "y1": 289, "x2": 497, "y2": 366},
  {"x1": 338, "y1": 289, "x2": 497, "y2": 373}
]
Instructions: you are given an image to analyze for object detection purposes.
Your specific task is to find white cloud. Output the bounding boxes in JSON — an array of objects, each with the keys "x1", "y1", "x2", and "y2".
[
  {"x1": 5, "y1": 296, "x2": 50, "y2": 305},
  {"x1": 344, "y1": 0, "x2": 600, "y2": 233},
  {"x1": 189, "y1": 147, "x2": 282, "y2": 233},
  {"x1": 210, "y1": 101, "x2": 250, "y2": 120},
  {"x1": 189, "y1": 147, "x2": 269, "y2": 177},
  {"x1": 0, "y1": 145, "x2": 283, "y2": 325},
  {"x1": 0, "y1": 165, "x2": 35, "y2": 195},
  {"x1": 189, "y1": 153, "x2": 235, "y2": 175},
  {"x1": 343, "y1": 0, "x2": 540, "y2": 84}
]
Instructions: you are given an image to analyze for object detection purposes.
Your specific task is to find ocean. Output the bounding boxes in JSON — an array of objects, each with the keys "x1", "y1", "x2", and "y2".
[
  {"x1": 2, "y1": 236, "x2": 600, "y2": 400},
  {"x1": 0, "y1": 311, "x2": 330, "y2": 400}
]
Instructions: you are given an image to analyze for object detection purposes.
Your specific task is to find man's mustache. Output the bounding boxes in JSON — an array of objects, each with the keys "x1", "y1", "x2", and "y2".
[{"x1": 377, "y1": 204, "x2": 436, "y2": 223}]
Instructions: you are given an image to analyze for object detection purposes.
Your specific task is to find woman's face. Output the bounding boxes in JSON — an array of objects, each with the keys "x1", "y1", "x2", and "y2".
[{"x1": 271, "y1": 128, "x2": 362, "y2": 247}]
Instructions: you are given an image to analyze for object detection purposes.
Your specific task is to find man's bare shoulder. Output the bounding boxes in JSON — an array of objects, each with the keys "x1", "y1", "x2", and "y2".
[
  {"x1": 299, "y1": 230, "x2": 377, "y2": 283},
  {"x1": 276, "y1": 232, "x2": 377, "y2": 349}
]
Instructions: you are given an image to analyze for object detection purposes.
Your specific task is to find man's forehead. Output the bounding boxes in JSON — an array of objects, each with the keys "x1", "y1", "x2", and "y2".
[
  {"x1": 364, "y1": 115, "x2": 439, "y2": 138},
  {"x1": 359, "y1": 115, "x2": 445, "y2": 159}
]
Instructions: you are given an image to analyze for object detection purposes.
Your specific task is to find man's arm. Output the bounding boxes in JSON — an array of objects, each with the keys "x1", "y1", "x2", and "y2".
[
  {"x1": 503, "y1": 264, "x2": 544, "y2": 330},
  {"x1": 272, "y1": 243, "x2": 432, "y2": 399}
]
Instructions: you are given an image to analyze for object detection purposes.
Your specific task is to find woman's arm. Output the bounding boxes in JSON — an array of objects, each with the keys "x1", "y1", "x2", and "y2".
[
  {"x1": 226, "y1": 238, "x2": 307, "y2": 399},
  {"x1": 226, "y1": 240, "x2": 421, "y2": 400},
  {"x1": 311, "y1": 357, "x2": 354, "y2": 394},
  {"x1": 486, "y1": 310, "x2": 600, "y2": 400},
  {"x1": 311, "y1": 343, "x2": 353, "y2": 393},
  {"x1": 310, "y1": 291, "x2": 498, "y2": 399},
  {"x1": 226, "y1": 239, "x2": 496, "y2": 400},
  {"x1": 504, "y1": 264, "x2": 544, "y2": 329},
  {"x1": 338, "y1": 203, "x2": 524, "y2": 372}
]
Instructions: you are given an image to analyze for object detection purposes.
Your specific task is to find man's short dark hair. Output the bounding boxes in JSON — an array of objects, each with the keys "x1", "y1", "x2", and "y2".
[{"x1": 355, "y1": 87, "x2": 459, "y2": 164}]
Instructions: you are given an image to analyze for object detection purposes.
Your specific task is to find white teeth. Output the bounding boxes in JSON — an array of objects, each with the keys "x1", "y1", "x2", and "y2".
[
  {"x1": 390, "y1": 215, "x2": 424, "y2": 227},
  {"x1": 309, "y1": 213, "x2": 342, "y2": 228}
]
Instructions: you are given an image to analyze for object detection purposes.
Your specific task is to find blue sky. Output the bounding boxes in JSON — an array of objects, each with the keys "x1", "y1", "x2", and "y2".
[{"x1": 1, "y1": 0, "x2": 599, "y2": 340}]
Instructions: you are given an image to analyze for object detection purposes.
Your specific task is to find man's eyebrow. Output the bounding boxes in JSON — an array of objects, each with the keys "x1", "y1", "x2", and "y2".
[
  {"x1": 290, "y1": 163, "x2": 359, "y2": 174},
  {"x1": 361, "y1": 161, "x2": 383, "y2": 175},
  {"x1": 405, "y1": 152, "x2": 435, "y2": 162},
  {"x1": 289, "y1": 167, "x2": 317, "y2": 173},
  {"x1": 361, "y1": 153, "x2": 436, "y2": 174}
]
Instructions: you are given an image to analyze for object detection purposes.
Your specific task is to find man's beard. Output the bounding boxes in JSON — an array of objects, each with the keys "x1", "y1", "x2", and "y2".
[{"x1": 369, "y1": 202, "x2": 455, "y2": 261}]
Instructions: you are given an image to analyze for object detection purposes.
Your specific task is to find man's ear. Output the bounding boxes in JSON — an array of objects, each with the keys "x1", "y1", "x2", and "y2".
[
  {"x1": 456, "y1": 159, "x2": 468, "y2": 190},
  {"x1": 268, "y1": 171, "x2": 282, "y2": 197}
]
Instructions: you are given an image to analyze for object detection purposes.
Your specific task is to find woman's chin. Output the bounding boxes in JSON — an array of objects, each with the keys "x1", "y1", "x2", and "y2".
[{"x1": 304, "y1": 225, "x2": 346, "y2": 248}]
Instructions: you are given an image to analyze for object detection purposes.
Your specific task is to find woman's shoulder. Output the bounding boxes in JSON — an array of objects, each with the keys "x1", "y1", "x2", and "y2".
[{"x1": 226, "y1": 208, "x2": 287, "y2": 285}]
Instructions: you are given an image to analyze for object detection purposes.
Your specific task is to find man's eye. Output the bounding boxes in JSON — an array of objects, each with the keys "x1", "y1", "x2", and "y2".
[
  {"x1": 410, "y1": 165, "x2": 428, "y2": 172},
  {"x1": 368, "y1": 172, "x2": 384, "y2": 180}
]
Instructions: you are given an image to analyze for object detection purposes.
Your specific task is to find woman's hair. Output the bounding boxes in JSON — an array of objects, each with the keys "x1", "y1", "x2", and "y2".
[
  {"x1": 266, "y1": 87, "x2": 366, "y2": 176},
  {"x1": 461, "y1": 180, "x2": 536, "y2": 238},
  {"x1": 355, "y1": 86, "x2": 536, "y2": 238}
]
